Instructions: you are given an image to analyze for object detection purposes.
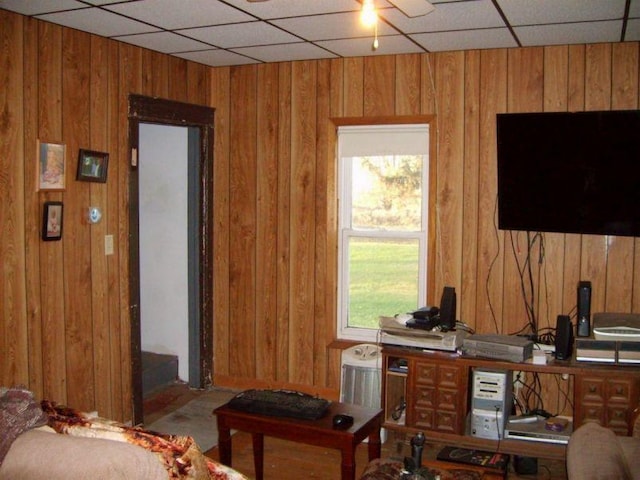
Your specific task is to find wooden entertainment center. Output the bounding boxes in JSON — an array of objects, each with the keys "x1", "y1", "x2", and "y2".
[{"x1": 381, "y1": 346, "x2": 640, "y2": 460}]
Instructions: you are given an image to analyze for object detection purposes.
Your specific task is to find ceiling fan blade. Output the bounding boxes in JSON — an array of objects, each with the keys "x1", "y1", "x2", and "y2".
[{"x1": 388, "y1": 0, "x2": 435, "y2": 17}]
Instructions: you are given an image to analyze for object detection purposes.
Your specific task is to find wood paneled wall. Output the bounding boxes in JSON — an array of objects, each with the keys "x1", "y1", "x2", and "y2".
[
  {"x1": 0, "y1": 10, "x2": 210, "y2": 421},
  {"x1": 2, "y1": 8, "x2": 639, "y2": 420}
]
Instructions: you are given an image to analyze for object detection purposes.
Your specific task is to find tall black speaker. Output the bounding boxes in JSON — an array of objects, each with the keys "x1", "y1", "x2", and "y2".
[
  {"x1": 555, "y1": 315, "x2": 573, "y2": 360},
  {"x1": 439, "y1": 286, "x2": 457, "y2": 331},
  {"x1": 577, "y1": 281, "x2": 592, "y2": 337}
]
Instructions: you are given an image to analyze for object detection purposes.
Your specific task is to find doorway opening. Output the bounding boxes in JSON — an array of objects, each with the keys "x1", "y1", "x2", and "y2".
[{"x1": 128, "y1": 94, "x2": 214, "y2": 425}]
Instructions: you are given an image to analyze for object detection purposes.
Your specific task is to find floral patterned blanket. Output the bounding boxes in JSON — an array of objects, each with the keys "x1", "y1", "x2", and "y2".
[
  {"x1": 0, "y1": 387, "x2": 246, "y2": 480},
  {"x1": 40, "y1": 400, "x2": 248, "y2": 480}
]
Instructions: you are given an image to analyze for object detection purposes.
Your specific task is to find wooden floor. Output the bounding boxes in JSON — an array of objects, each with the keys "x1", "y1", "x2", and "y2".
[{"x1": 143, "y1": 383, "x2": 568, "y2": 479}]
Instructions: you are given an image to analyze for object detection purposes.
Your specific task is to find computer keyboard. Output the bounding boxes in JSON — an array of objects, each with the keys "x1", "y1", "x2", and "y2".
[{"x1": 227, "y1": 389, "x2": 331, "y2": 420}]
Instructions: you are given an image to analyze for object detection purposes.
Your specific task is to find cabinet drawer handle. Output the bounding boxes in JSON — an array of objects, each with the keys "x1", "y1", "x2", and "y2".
[
  {"x1": 616, "y1": 386, "x2": 623, "y2": 395},
  {"x1": 588, "y1": 385, "x2": 597, "y2": 393}
]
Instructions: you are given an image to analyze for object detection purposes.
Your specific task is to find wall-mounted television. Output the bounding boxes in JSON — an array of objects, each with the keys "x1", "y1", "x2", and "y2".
[{"x1": 496, "y1": 110, "x2": 640, "y2": 237}]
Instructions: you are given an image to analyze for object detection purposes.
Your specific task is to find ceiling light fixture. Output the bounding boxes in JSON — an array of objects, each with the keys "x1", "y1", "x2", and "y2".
[
  {"x1": 360, "y1": 0, "x2": 378, "y2": 28},
  {"x1": 360, "y1": 0, "x2": 379, "y2": 51}
]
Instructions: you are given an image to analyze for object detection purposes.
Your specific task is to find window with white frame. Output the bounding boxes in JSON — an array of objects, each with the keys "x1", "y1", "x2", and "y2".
[{"x1": 337, "y1": 123, "x2": 430, "y2": 341}]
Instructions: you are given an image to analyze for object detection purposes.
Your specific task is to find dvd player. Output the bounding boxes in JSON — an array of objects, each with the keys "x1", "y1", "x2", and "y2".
[{"x1": 504, "y1": 418, "x2": 573, "y2": 445}]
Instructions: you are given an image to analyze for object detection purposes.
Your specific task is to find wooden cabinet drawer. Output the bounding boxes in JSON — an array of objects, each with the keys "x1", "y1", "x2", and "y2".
[
  {"x1": 415, "y1": 385, "x2": 435, "y2": 408},
  {"x1": 581, "y1": 403, "x2": 605, "y2": 424},
  {"x1": 436, "y1": 388, "x2": 458, "y2": 411},
  {"x1": 608, "y1": 380, "x2": 632, "y2": 403},
  {"x1": 435, "y1": 410, "x2": 458, "y2": 433},
  {"x1": 438, "y1": 366, "x2": 460, "y2": 388},
  {"x1": 607, "y1": 406, "x2": 629, "y2": 431},
  {"x1": 415, "y1": 363, "x2": 436, "y2": 385},
  {"x1": 580, "y1": 377, "x2": 605, "y2": 403},
  {"x1": 413, "y1": 407, "x2": 434, "y2": 430}
]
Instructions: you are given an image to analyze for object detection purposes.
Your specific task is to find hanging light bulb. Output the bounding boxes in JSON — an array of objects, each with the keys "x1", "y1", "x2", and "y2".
[
  {"x1": 361, "y1": 0, "x2": 378, "y2": 28},
  {"x1": 372, "y1": 22, "x2": 379, "y2": 50}
]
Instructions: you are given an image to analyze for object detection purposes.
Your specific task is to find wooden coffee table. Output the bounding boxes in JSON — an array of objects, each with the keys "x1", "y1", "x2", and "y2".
[{"x1": 214, "y1": 401, "x2": 383, "y2": 480}]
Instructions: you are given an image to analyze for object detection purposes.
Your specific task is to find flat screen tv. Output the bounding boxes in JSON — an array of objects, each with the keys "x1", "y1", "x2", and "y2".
[{"x1": 496, "y1": 110, "x2": 640, "y2": 237}]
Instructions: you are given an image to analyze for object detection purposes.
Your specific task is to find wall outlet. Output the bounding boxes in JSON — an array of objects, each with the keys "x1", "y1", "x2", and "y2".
[{"x1": 513, "y1": 370, "x2": 526, "y2": 399}]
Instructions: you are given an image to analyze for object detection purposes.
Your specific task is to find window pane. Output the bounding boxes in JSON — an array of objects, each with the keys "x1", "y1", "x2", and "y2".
[
  {"x1": 350, "y1": 155, "x2": 424, "y2": 231},
  {"x1": 347, "y1": 237, "x2": 419, "y2": 329}
]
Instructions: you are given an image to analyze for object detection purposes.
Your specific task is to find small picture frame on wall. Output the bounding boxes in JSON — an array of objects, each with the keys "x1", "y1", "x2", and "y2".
[
  {"x1": 37, "y1": 141, "x2": 66, "y2": 191},
  {"x1": 42, "y1": 201, "x2": 63, "y2": 241},
  {"x1": 77, "y1": 149, "x2": 109, "y2": 183}
]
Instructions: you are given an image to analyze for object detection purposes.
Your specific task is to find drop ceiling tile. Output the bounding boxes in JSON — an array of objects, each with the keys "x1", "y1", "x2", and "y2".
[
  {"x1": 627, "y1": 19, "x2": 640, "y2": 41},
  {"x1": 497, "y1": 0, "x2": 626, "y2": 26},
  {"x1": 37, "y1": 8, "x2": 159, "y2": 37},
  {"x1": 181, "y1": 21, "x2": 301, "y2": 48},
  {"x1": 115, "y1": 31, "x2": 211, "y2": 53},
  {"x1": 1, "y1": 0, "x2": 636, "y2": 65},
  {"x1": 174, "y1": 48, "x2": 260, "y2": 67},
  {"x1": 514, "y1": 20, "x2": 623, "y2": 46},
  {"x1": 410, "y1": 27, "x2": 517, "y2": 52},
  {"x1": 83, "y1": 0, "x2": 132, "y2": 4},
  {"x1": 231, "y1": 42, "x2": 338, "y2": 63},
  {"x1": 222, "y1": 0, "x2": 362, "y2": 19},
  {"x1": 380, "y1": 0, "x2": 505, "y2": 34},
  {"x1": 104, "y1": 0, "x2": 254, "y2": 29},
  {"x1": 316, "y1": 35, "x2": 425, "y2": 57},
  {"x1": 272, "y1": 11, "x2": 399, "y2": 41},
  {"x1": 0, "y1": 0, "x2": 85, "y2": 15}
]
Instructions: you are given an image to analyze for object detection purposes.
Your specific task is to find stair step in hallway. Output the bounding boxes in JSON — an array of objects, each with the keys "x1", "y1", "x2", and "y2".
[{"x1": 142, "y1": 351, "x2": 178, "y2": 397}]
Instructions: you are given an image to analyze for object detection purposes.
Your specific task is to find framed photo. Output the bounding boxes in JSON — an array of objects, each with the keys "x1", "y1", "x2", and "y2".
[
  {"x1": 42, "y1": 201, "x2": 63, "y2": 241},
  {"x1": 37, "y1": 141, "x2": 66, "y2": 191},
  {"x1": 77, "y1": 149, "x2": 109, "y2": 183}
]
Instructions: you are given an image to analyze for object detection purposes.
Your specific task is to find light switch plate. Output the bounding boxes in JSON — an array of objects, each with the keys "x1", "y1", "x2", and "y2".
[{"x1": 105, "y1": 235, "x2": 114, "y2": 255}]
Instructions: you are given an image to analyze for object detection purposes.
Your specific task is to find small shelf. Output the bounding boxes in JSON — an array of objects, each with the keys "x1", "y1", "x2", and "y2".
[{"x1": 383, "y1": 355, "x2": 408, "y2": 426}]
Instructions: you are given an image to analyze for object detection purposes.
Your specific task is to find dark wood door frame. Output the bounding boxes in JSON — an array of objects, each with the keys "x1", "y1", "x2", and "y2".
[{"x1": 128, "y1": 94, "x2": 214, "y2": 425}]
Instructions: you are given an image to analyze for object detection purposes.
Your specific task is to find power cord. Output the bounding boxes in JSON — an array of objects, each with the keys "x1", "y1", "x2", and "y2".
[{"x1": 494, "y1": 406, "x2": 502, "y2": 453}]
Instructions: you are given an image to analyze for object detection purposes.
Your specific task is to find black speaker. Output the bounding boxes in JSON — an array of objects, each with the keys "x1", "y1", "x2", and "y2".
[
  {"x1": 439, "y1": 286, "x2": 456, "y2": 331},
  {"x1": 577, "y1": 281, "x2": 592, "y2": 337},
  {"x1": 555, "y1": 315, "x2": 574, "y2": 360}
]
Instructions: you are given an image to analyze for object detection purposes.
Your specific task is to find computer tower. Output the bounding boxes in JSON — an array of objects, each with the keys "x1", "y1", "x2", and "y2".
[{"x1": 470, "y1": 369, "x2": 513, "y2": 440}]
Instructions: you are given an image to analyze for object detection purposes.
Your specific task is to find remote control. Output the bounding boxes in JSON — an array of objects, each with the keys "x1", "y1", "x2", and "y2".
[{"x1": 509, "y1": 415, "x2": 540, "y2": 424}]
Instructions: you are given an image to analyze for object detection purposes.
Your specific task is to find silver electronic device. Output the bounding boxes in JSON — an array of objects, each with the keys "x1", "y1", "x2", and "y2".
[
  {"x1": 505, "y1": 418, "x2": 573, "y2": 444},
  {"x1": 462, "y1": 334, "x2": 533, "y2": 363},
  {"x1": 378, "y1": 316, "x2": 468, "y2": 352},
  {"x1": 469, "y1": 369, "x2": 513, "y2": 440}
]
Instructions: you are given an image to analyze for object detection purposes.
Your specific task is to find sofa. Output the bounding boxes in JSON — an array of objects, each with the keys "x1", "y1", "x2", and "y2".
[
  {"x1": 567, "y1": 412, "x2": 640, "y2": 480},
  {"x1": 1, "y1": 427, "x2": 170, "y2": 480},
  {"x1": 0, "y1": 387, "x2": 247, "y2": 480}
]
